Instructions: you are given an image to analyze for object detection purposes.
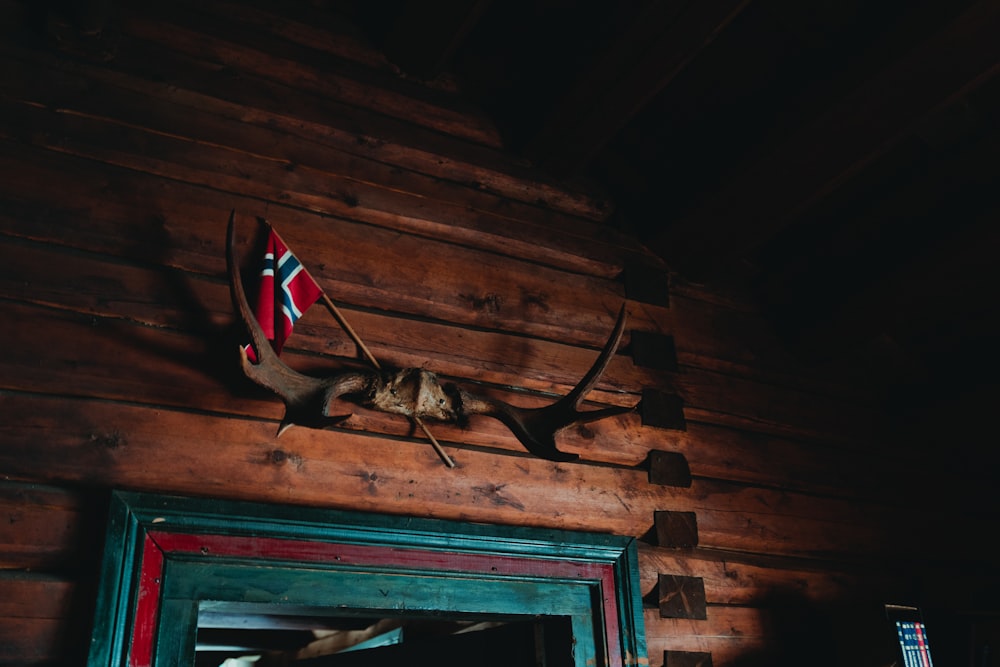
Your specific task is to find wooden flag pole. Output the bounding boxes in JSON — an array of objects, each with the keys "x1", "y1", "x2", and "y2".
[
  {"x1": 267, "y1": 223, "x2": 455, "y2": 468},
  {"x1": 316, "y1": 293, "x2": 456, "y2": 469}
]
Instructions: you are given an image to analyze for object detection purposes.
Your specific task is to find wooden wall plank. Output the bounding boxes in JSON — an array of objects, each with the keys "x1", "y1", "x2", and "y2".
[
  {"x1": 0, "y1": 32, "x2": 611, "y2": 224},
  {"x1": 0, "y1": 392, "x2": 984, "y2": 561},
  {"x1": 0, "y1": 1, "x2": 992, "y2": 664},
  {"x1": 177, "y1": 0, "x2": 399, "y2": 69},
  {"x1": 0, "y1": 573, "x2": 74, "y2": 619},
  {"x1": 0, "y1": 240, "x2": 952, "y2": 495},
  {"x1": 636, "y1": 544, "x2": 905, "y2": 607},
  {"x1": 0, "y1": 482, "x2": 91, "y2": 570},
  {"x1": 647, "y1": 601, "x2": 896, "y2": 666},
  {"x1": 0, "y1": 618, "x2": 70, "y2": 665},
  {"x1": 670, "y1": 291, "x2": 890, "y2": 403},
  {"x1": 0, "y1": 141, "x2": 653, "y2": 346},
  {"x1": 0, "y1": 294, "x2": 952, "y2": 509},
  {"x1": 0, "y1": 173, "x2": 883, "y2": 452},
  {"x1": 121, "y1": 5, "x2": 503, "y2": 149},
  {"x1": 0, "y1": 54, "x2": 628, "y2": 276},
  {"x1": 0, "y1": 297, "x2": 650, "y2": 466},
  {"x1": 0, "y1": 572, "x2": 92, "y2": 664}
]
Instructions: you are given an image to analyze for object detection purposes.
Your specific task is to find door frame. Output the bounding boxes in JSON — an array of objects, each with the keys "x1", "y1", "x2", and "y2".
[{"x1": 87, "y1": 491, "x2": 647, "y2": 666}]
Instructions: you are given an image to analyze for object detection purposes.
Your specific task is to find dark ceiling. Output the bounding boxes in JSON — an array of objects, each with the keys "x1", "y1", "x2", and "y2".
[{"x1": 337, "y1": 0, "x2": 1000, "y2": 445}]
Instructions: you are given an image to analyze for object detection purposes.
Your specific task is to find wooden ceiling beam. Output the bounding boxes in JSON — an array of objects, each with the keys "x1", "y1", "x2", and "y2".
[
  {"x1": 650, "y1": 0, "x2": 1000, "y2": 278},
  {"x1": 526, "y1": 0, "x2": 752, "y2": 177}
]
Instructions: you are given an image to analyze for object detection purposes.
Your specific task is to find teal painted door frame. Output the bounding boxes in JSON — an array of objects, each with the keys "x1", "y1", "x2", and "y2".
[{"x1": 87, "y1": 492, "x2": 648, "y2": 667}]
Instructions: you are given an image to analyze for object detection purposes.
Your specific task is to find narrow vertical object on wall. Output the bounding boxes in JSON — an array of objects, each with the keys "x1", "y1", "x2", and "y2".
[
  {"x1": 657, "y1": 574, "x2": 707, "y2": 619},
  {"x1": 664, "y1": 649, "x2": 714, "y2": 667},
  {"x1": 641, "y1": 389, "x2": 687, "y2": 430},
  {"x1": 647, "y1": 449, "x2": 691, "y2": 487},
  {"x1": 654, "y1": 510, "x2": 698, "y2": 548}
]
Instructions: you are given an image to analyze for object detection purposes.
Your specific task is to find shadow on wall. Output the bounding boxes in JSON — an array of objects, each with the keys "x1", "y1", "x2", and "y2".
[{"x1": 725, "y1": 588, "x2": 897, "y2": 667}]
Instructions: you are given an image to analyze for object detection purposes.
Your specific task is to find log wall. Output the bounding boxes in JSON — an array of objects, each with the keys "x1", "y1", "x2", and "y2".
[{"x1": 0, "y1": 1, "x2": 997, "y2": 665}]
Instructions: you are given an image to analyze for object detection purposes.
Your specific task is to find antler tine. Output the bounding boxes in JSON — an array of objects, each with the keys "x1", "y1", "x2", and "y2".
[
  {"x1": 457, "y1": 305, "x2": 637, "y2": 461},
  {"x1": 559, "y1": 303, "x2": 628, "y2": 410},
  {"x1": 227, "y1": 212, "x2": 373, "y2": 435}
]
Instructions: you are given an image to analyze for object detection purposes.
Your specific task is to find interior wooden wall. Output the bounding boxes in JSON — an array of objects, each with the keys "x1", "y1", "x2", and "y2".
[{"x1": 1, "y1": 1, "x2": 996, "y2": 665}]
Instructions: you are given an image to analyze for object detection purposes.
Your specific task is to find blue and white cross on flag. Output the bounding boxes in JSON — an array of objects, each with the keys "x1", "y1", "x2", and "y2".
[{"x1": 245, "y1": 225, "x2": 322, "y2": 362}]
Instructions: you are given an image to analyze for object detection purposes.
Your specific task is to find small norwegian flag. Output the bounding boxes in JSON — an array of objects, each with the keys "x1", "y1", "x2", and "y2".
[{"x1": 245, "y1": 227, "x2": 322, "y2": 362}]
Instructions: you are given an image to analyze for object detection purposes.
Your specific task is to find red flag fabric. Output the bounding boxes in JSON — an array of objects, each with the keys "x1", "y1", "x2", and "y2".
[{"x1": 245, "y1": 228, "x2": 322, "y2": 361}]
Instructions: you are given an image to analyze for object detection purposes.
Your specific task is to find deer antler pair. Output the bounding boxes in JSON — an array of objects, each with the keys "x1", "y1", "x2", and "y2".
[{"x1": 227, "y1": 218, "x2": 636, "y2": 462}]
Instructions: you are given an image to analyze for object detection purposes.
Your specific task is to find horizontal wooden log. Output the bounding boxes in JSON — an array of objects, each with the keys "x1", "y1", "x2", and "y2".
[
  {"x1": 0, "y1": 51, "x2": 629, "y2": 277},
  {"x1": 0, "y1": 175, "x2": 886, "y2": 455},
  {"x1": 645, "y1": 602, "x2": 880, "y2": 665},
  {"x1": 645, "y1": 606, "x2": 766, "y2": 667},
  {"x1": 0, "y1": 249, "x2": 651, "y2": 398},
  {"x1": 0, "y1": 278, "x2": 962, "y2": 504},
  {"x1": 0, "y1": 392, "x2": 983, "y2": 560},
  {"x1": 674, "y1": 366, "x2": 881, "y2": 449},
  {"x1": 0, "y1": 215, "x2": 970, "y2": 513},
  {"x1": 128, "y1": 0, "x2": 617, "y2": 216},
  {"x1": 673, "y1": 419, "x2": 948, "y2": 507},
  {"x1": 121, "y1": 5, "x2": 502, "y2": 147},
  {"x1": 0, "y1": 296, "x2": 653, "y2": 466},
  {"x1": 0, "y1": 573, "x2": 75, "y2": 619},
  {"x1": 670, "y1": 291, "x2": 889, "y2": 404},
  {"x1": 0, "y1": 618, "x2": 71, "y2": 665},
  {"x1": 1, "y1": 306, "x2": 962, "y2": 542},
  {"x1": 0, "y1": 234, "x2": 657, "y2": 396},
  {"x1": 0, "y1": 572, "x2": 92, "y2": 664},
  {"x1": 0, "y1": 140, "x2": 663, "y2": 347},
  {"x1": 647, "y1": 599, "x2": 895, "y2": 666},
  {"x1": 0, "y1": 19, "x2": 612, "y2": 225},
  {"x1": 0, "y1": 96, "x2": 616, "y2": 281},
  {"x1": 170, "y1": 0, "x2": 400, "y2": 69},
  {"x1": 0, "y1": 481, "x2": 93, "y2": 570},
  {"x1": 636, "y1": 544, "x2": 905, "y2": 607},
  {"x1": 0, "y1": 123, "x2": 890, "y2": 453}
]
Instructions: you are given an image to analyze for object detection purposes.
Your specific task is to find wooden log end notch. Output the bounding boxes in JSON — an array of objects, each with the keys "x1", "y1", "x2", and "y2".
[
  {"x1": 654, "y1": 510, "x2": 698, "y2": 548},
  {"x1": 630, "y1": 330, "x2": 678, "y2": 372},
  {"x1": 641, "y1": 389, "x2": 687, "y2": 431},
  {"x1": 647, "y1": 449, "x2": 691, "y2": 487},
  {"x1": 658, "y1": 574, "x2": 707, "y2": 620}
]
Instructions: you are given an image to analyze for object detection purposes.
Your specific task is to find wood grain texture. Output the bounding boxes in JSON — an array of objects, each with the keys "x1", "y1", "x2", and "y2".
[
  {"x1": 0, "y1": 0, "x2": 993, "y2": 664},
  {"x1": 0, "y1": 482, "x2": 94, "y2": 570}
]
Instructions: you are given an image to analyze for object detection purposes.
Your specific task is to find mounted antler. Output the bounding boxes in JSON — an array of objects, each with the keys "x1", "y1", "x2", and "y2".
[
  {"x1": 450, "y1": 305, "x2": 634, "y2": 461},
  {"x1": 228, "y1": 215, "x2": 376, "y2": 435},
  {"x1": 227, "y1": 216, "x2": 637, "y2": 461}
]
